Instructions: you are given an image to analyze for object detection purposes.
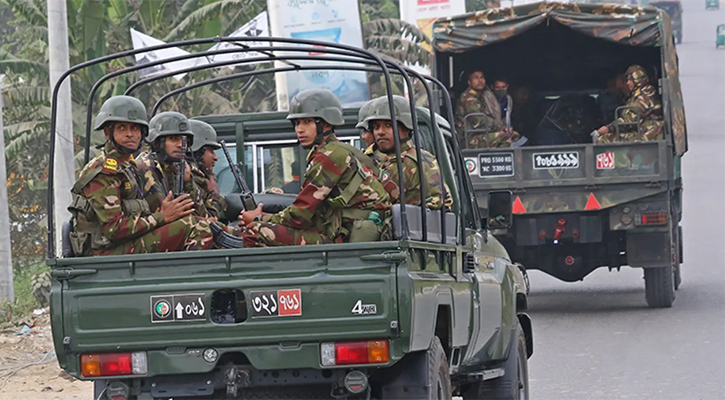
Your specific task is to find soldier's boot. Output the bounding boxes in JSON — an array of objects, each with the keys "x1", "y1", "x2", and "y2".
[{"x1": 242, "y1": 221, "x2": 331, "y2": 247}]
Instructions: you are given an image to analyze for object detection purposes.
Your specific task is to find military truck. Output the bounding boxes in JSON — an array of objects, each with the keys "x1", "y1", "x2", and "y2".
[
  {"x1": 433, "y1": 2, "x2": 687, "y2": 308},
  {"x1": 47, "y1": 38, "x2": 532, "y2": 399}
]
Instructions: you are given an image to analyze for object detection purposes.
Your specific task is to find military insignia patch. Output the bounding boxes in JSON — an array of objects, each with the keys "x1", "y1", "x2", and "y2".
[
  {"x1": 381, "y1": 172, "x2": 389, "y2": 182},
  {"x1": 103, "y1": 159, "x2": 118, "y2": 172},
  {"x1": 124, "y1": 182, "x2": 132, "y2": 190}
]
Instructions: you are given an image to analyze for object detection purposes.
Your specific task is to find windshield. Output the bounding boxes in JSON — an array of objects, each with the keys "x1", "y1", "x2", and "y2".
[
  {"x1": 719, "y1": 25, "x2": 725, "y2": 33},
  {"x1": 651, "y1": 2, "x2": 680, "y2": 16},
  {"x1": 214, "y1": 137, "x2": 362, "y2": 196}
]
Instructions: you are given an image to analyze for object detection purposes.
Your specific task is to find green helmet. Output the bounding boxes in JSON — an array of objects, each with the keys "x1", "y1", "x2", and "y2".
[
  {"x1": 625, "y1": 64, "x2": 650, "y2": 88},
  {"x1": 286, "y1": 89, "x2": 345, "y2": 126},
  {"x1": 363, "y1": 95, "x2": 414, "y2": 131},
  {"x1": 355, "y1": 99, "x2": 376, "y2": 130},
  {"x1": 189, "y1": 120, "x2": 221, "y2": 153},
  {"x1": 93, "y1": 95, "x2": 149, "y2": 131},
  {"x1": 146, "y1": 111, "x2": 194, "y2": 146}
]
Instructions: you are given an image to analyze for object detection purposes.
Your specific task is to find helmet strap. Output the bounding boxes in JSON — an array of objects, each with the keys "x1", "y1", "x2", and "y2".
[
  {"x1": 312, "y1": 118, "x2": 333, "y2": 146},
  {"x1": 153, "y1": 138, "x2": 182, "y2": 164},
  {"x1": 107, "y1": 123, "x2": 137, "y2": 155}
]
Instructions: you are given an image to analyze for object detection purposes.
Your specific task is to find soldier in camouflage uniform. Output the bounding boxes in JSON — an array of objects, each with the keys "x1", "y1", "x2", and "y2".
[
  {"x1": 189, "y1": 119, "x2": 226, "y2": 220},
  {"x1": 361, "y1": 95, "x2": 452, "y2": 210},
  {"x1": 596, "y1": 65, "x2": 664, "y2": 143},
  {"x1": 455, "y1": 70, "x2": 520, "y2": 148},
  {"x1": 135, "y1": 112, "x2": 209, "y2": 216},
  {"x1": 356, "y1": 99, "x2": 376, "y2": 148},
  {"x1": 239, "y1": 89, "x2": 391, "y2": 246},
  {"x1": 68, "y1": 96, "x2": 214, "y2": 256}
]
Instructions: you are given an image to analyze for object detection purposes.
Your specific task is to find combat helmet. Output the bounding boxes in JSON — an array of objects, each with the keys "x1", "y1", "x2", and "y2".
[
  {"x1": 625, "y1": 65, "x2": 650, "y2": 88},
  {"x1": 93, "y1": 95, "x2": 149, "y2": 132},
  {"x1": 190, "y1": 120, "x2": 221, "y2": 153},
  {"x1": 147, "y1": 111, "x2": 194, "y2": 146},
  {"x1": 355, "y1": 99, "x2": 376, "y2": 130},
  {"x1": 286, "y1": 89, "x2": 345, "y2": 126},
  {"x1": 363, "y1": 95, "x2": 414, "y2": 131}
]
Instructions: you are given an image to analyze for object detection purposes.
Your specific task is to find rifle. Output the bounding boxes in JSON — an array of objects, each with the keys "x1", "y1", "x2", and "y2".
[
  {"x1": 220, "y1": 140, "x2": 257, "y2": 211},
  {"x1": 174, "y1": 136, "x2": 188, "y2": 198}
]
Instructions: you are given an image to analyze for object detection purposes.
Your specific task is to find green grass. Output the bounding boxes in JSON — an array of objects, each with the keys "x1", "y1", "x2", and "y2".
[{"x1": 1, "y1": 263, "x2": 49, "y2": 322}]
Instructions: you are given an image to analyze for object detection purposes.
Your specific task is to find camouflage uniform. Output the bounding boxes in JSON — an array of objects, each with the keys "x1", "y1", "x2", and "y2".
[
  {"x1": 189, "y1": 120, "x2": 226, "y2": 220},
  {"x1": 361, "y1": 95, "x2": 452, "y2": 210},
  {"x1": 243, "y1": 89, "x2": 391, "y2": 247},
  {"x1": 600, "y1": 65, "x2": 665, "y2": 143},
  {"x1": 68, "y1": 96, "x2": 213, "y2": 256},
  {"x1": 135, "y1": 152, "x2": 209, "y2": 217},
  {"x1": 370, "y1": 141, "x2": 450, "y2": 210},
  {"x1": 455, "y1": 87, "x2": 520, "y2": 148}
]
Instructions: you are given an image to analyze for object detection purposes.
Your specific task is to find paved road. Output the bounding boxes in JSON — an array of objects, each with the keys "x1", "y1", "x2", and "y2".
[{"x1": 527, "y1": 3, "x2": 725, "y2": 400}]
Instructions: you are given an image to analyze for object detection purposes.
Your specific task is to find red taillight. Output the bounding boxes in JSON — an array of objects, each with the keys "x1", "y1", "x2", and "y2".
[
  {"x1": 638, "y1": 211, "x2": 668, "y2": 225},
  {"x1": 321, "y1": 340, "x2": 390, "y2": 366},
  {"x1": 336, "y1": 342, "x2": 369, "y2": 365},
  {"x1": 81, "y1": 353, "x2": 133, "y2": 377}
]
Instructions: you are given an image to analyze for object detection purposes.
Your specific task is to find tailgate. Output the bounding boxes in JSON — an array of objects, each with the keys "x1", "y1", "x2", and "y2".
[
  {"x1": 52, "y1": 243, "x2": 399, "y2": 355},
  {"x1": 465, "y1": 141, "x2": 670, "y2": 212}
]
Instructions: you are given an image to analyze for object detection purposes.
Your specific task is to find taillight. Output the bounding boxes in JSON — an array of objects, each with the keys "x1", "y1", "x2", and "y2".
[
  {"x1": 637, "y1": 211, "x2": 668, "y2": 225},
  {"x1": 320, "y1": 340, "x2": 389, "y2": 366},
  {"x1": 81, "y1": 352, "x2": 147, "y2": 377}
]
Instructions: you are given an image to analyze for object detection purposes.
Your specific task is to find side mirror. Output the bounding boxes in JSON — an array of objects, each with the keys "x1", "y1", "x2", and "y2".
[{"x1": 486, "y1": 191, "x2": 513, "y2": 229}]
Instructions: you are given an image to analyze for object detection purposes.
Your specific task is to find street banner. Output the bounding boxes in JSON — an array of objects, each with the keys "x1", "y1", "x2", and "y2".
[
  {"x1": 267, "y1": 0, "x2": 370, "y2": 110},
  {"x1": 130, "y1": 28, "x2": 201, "y2": 80},
  {"x1": 400, "y1": 0, "x2": 466, "y2": 51},
  {"x1": 205, "y1": 11, "x2": 270, "y2": 67}
]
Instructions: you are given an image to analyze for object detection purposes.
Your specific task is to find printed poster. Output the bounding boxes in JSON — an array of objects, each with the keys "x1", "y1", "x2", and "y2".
[{"x1": 267, "y1": 0, "x2": 370, "y2": 110}]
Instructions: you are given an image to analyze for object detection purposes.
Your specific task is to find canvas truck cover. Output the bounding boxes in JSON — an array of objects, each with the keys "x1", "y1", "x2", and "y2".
[{"x1": 432, "y1": 1, "x2": 687, "y2": 155}]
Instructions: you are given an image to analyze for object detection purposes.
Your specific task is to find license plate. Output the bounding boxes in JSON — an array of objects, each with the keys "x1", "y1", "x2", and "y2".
[
  {"x1": 250, "y1": 289, "x2": 302, "y2": 318},
  {"x1": 477, "y1": 152, "x2": 515, "y2": 178}
]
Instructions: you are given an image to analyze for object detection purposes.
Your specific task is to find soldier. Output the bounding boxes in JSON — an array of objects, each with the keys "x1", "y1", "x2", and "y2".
[
  {"x1": 135, "y1": 111, "x2": 209, "y2": 216},
  {"x1": 356, "y1": 99, "x2": 376, "y2": 148},
  {"x1": 238, "y1": 89, "x2": 391, "y2": 246},
  {"x1": 455, "y1": 70, "x2": 520, "y2": 148},
  {"x1": 362, "y1": 95, "x2": 451, "y2": 210},
  {"x1": 596, "y1": 65, "x2": 664, "y2": 143},
  {"x1": 68, "y1": 96, "x2": 214, "y2": 256},
  {"x1": 189, "y1": 119, "x2": 226, "y2": 220}
]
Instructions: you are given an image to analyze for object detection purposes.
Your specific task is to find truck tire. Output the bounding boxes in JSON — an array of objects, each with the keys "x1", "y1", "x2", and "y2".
[
  {"x1": 92, "y1": 380, "x2": 107, "y2": 400},
  {"x1": 463, "y1": 325, "x2": 529, "y2": 400},
  {"x1": 644, "y1": 266, "x2": 675, "y2": 308},
  {"x1": 428, "y1": 336, "x2": 451, "y2": 400}
]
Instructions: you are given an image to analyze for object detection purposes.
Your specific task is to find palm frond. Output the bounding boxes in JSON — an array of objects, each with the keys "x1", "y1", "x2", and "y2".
[
  {"x1": 5, "y1": 0, "x2": 47, "y2": 26},
  {"x1": 363, "y1": 18, "x2": 431, "y2": 46},
  {"x1": 5, "y1": 125, "x2": 49, "y2": 160},
  {"x1": 365, "y1": 36, "x2": 432, "y2": 67},
  {"x1": 2, "y1": 86, "x2": 50, "y2": 107},
  {"x1": 0, "y1": 50, "x2": 49, "y2": 77},
  {"x1": 163, "y1": 0, "x2": 255, "y2": 41}
]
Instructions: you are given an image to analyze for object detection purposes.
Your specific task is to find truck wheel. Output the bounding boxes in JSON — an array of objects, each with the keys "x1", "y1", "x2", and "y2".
[
  {"x1": 428, "y1": 336, "x2": 451, "y2": 400},
  {"x1": 92, "y1": 380, "x2": 107, "y2": 400},
  {"x1": 674, "y1": 265, "x2": 682, "y2": 291},
  {"x1": 644, "y1": 266, "x2": 675, "y2": 308},
  {"x1": 463, "y1": 325, "x2": 529, "y2": 400}
]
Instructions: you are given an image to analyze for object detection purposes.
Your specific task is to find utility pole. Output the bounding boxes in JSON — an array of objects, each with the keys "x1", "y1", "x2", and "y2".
[
  {"x1": 48, "y1": 0, "x2": 75, "y2": 256},
  {"x1": 0, "y1": 75, "x2": 14, "y2": 302}
]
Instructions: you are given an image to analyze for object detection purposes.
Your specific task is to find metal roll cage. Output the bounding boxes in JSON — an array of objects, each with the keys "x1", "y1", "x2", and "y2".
[{"x1": 48, "y1": 36, "x2": 469, "y2": 259}]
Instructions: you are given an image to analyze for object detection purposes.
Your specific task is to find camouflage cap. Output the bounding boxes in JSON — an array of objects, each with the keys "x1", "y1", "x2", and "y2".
[
  {"x1": 93, "y1": 95, "x2": 149, "y2": 131},
  {"x1": 355, "y1": 99, "x2": 376, "y2": 130},
  {"x1": 286, "y1": 89, "x2": 345, "y2": 126},
  {"x1": 189, "y1": 120, "x2": 221, "y2": 153},
  {"x1": 147, "y1": 111, "x2": 194, "y2": 145},
  {"x1": 363, "y1": 95, "x2": 414, "y2": 131},
  {"x1": 625, "y1": 65, "x2": 650, "y2": 87}
]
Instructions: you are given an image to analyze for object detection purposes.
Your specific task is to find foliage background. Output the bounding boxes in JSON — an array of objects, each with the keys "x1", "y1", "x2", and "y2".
[{"x1": 0, "y1": 0, "x2": 494, "y2": 309}]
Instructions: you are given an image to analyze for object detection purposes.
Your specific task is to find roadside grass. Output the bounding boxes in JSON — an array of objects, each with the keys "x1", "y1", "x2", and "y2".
[{"x1": 1, "y1": 264, "x2": 49, "y2": 322}]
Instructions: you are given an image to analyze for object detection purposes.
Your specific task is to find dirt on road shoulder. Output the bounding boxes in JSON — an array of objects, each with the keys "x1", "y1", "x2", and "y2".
[{"x1": 0, "y1": 310, "x2": 91, "y2": 399}]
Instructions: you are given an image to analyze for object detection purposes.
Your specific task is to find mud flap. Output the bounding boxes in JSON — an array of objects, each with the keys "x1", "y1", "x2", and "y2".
[{"x1": 379, "y1": 350, "x2": 430, "y2": 399}]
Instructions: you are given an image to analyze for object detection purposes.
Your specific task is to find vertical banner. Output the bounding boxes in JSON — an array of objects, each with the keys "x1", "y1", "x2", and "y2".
[
  {"x1": 400, "y1": 0, "x2": 466, "y2": 51},
  {"x1": 267, "y1": 0, "x2": 370, "y2": 110}
]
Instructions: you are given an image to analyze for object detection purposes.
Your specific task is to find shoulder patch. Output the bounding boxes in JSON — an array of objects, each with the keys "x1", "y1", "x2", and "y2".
[{"x1": 103, "y1": 158, "x2": 118, "y2": 173}]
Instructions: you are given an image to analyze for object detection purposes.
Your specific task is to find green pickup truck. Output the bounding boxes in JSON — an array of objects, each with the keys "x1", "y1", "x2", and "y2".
[
  {"x1": 434, "y1": 2, "x2": 687, "y2": 308},
  {"x1": 48, "y1": 38, "x2": 532, "y2": 399}
]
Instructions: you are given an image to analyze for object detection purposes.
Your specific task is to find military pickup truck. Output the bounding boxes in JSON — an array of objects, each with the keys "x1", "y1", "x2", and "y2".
[
  {"x1": 47, "y1": 38, "x2": 532, "y2": 399},
  {"x1": 434, "y1": 2, "x2": 687, "y2": 308}
]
